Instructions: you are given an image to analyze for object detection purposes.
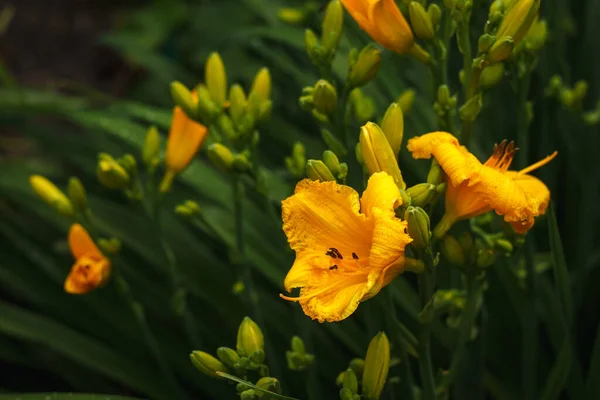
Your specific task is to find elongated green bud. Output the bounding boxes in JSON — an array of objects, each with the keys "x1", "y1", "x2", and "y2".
[
  {"x1": 306, "y1": 160, "x2": 336, "y2": 182},
  {"x1": 487, "y1": 36, "x2": 514, "y2": 63},
  {"x1": 426, "y1": 159, "x2": 444, "y2": 185},
  {"x1": 362, "y1": 332, "x2": 390, "y2": 400},
  {"x1": 343, "y1": 368, "x2": 359, "y2": 393},
  {"x1": 396, "y1": 89, "x2": 416, "y2": 114},
  {"x1": 196, "y1": 84, "x2": 221, "y2": 121},
  {"x1": 305, "y1": 29, "x2": 320, "y2": 63},
  {"x1": 321, "y1": 1, "x2": 343, "y2": 57},
  {"x1": 97, "y1": 155, "x2": 130, "y2": 190},
  {"x1": 440, "y1": 234, "x2": 466, "y2": 266},
  {"x1": 313, "y1": 80, "x2": 337, "y2": 115},
  {"x1": 190, "y1": 351, "x2": 229, "y2": 379},
  {"x1": 142, "y1": 126, "x2": 161, "y2": 167},
  {"x1": 250, "y1": 67, "x2": 271, "y2": 101},
  {"x1": 205, "y1": 52, "x2": 227, "y2": 107},
  {"x1": 216, "y1": 347, "x2": 240, "y2": 368},
  {"x1": 67, "y1": 177, "x2": 88, "y2": 213},
  {"x1": 322, "y1": 150, "x2": 341, "y2": 176},
  {"x1": 480, "y1": 63, "x2": 505, "y2": 89},
  {"x1": 459, "y1": 93, "x2": 483, "y2": 122},
  {"x1": 256, "y1": 377, "x2": 281, "y2": 394},
  {"x1": 321, "y1": 128, "x2": 347, "y2": 156},
  {"x1": 409, "y1": 2, "x2": 434, "y2": 40},
  {"x1": 236, "y1": 317, "x2": 264, "y2": 357},
  {"x1": 496, "y1": 0, "x2": 540, "y2": 45},
  {"x1": 29, "y1": 175, "x2": 74, "y2": 217},
  {"x1": 348, "y1": 45, "x2": 382, "y2": 88},
  {"x1": 406, "y1": 183, "x2": 436, "y2": 207},
  {"x1": 207, "y1": 143, "x2": 234, "y2": 173},
  {"x1": 428, "y1": 4, "x2": 442, "y2": 27},
  {"x1": 170, "y1": 81, "x2": 197, "y2": 118},
  {"x1": 381, "y1": 103, "x2": 404, "y2": 156},
  {"x1": 228, "y1": 84, "x2": 248, "y2": 125},
  {"x1": 404, "y1": 206, "x2": 431, "y2": 251}
]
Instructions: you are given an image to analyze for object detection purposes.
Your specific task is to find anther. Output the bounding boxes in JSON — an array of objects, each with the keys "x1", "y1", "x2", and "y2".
[
  {"x1": 352, "y1": 252, "x2": 359, "y2": 260},
  {"x1": 329, "y1": 265, "x2": 338, "y2": 271}
]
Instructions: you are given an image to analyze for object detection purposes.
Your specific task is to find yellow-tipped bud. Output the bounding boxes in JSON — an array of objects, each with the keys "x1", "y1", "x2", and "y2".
[
  {"x1": 205, "y1": 52, "x2": 227, "y2": 107},
  {"x1": 396, "y1": 89, "x2": 416, "y2": 114},
  {"x1": 487, "y1": 36, "x2": 515, "y2": 63},
  {"x1": 380, "y1": 103, "x2": 404, "y2": 156},
  {"x1": 409, "y1": 2, "x2": 435, "y2": 40},
  {"x1": 228, "y1": 84, "x2": 248, "y2": 125},
  {"x1": 440, "y1": 234, "x2": 466, "y2": 266},
  {"x1": 306, "y1": 160, "x2": 336, "y2": 182},
  {"x1": 67, "y1": 177, "x2": 88, "y2": 213},
  {"x1": 190, "y1": 351, "x2": 229, "y2": 379},
  {"x1": 170, "y1": 81, "x2": 197, "y2": 118},
  {"x1": 479, "y1": 63, "x2": 506, "y2": 89},
  {"x1": 29, "y1": 175, "x2": 74, "y2": 217},
  {"x1": 207, "y1": 143, "x2": 234, "y2": 173},
  {"x1": 236, "y1": 317, "x2": 264, "y2": 357},
  {"x1": 362, "y1": 332, "x2": 390, "y2": 400},
  {"x1": 404, "y1": 206, "x2": 431, "y2": 251},
  {"x1": 406, "y1": 183, "x2": 436, "y2": 207},
  {"x1": 256, "y1": 377, "x2": 281, "y2": 394},
  {"x1": 359, "y1": 122, "x2": 406, "y2": 189},
  {"x1": 322, "y1": 150, "x2": 341, "y2": 176},
  {"x1": 348, "y1": 45, "x2": 382, "y2": 88},
  {"x1": 250, "y1": 67, "x2": 271, "y2": 101},
  {"x1": 216, "y1": 347, "x2": 241, "y2": 369},
  {"x1": 142, "y1": 126, "x2": 161, "y2": 167},
  {"x1": 96, "y1": 156, "x2": 130, "y2": 190},
  {"x1": 321, "y1": 0, "x2": 344, "y2": 57},
  {"x1": 496, "y1": 0, "x2": 540, "y2": 46},
  {"x1": 312, "y1": 80, "x2": 337, "y2": 115}
]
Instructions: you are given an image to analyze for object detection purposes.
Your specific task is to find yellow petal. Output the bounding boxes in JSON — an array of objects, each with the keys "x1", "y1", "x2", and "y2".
[
  {"x1": 407, "y1": 132, "x2": 480, "y2": 186},
  {"x1": 165, "y1": 106, "x2": 208, "y2": 174},
  {"x1": 64, "y1": 256, "x2": 111, "y2": 294},
  {"x1": 368, "y1": 207, "x2": 411, "y2": 272},
  {"x1": 445, "y1": 180, "x2": 492, "y2": 221},
  {"x1": 341, "y1": 0, "x2": 374, "y2": 33},
  {"x1": 369, "y1": 0, "x2": 414, "y2": 53},
  {"x1": 360, "y1": 172, "x2": 403, "y2": 218},
  {"x1": 69, "y1": 224, "x2": 103, "y2": 260}
]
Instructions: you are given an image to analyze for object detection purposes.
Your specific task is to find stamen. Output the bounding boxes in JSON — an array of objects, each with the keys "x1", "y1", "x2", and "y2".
[
  {"x1": 352, "y1": 252, "x2": 359, "y2": 260},
  {"x1": 518, "y1": 151, "x2": 558, "y2": 175},
  {"x1": 325, "y1": 250, "x2": 337, "y2": 259},
  {"x1": 485, "y1": 140, "x2": 517, "y2": 171},
  {"x1": 329, "y1": 265, "x2": 338, "y2": 271}
]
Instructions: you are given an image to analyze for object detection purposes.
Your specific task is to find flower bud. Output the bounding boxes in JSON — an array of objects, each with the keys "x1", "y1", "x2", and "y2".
[
  {"x1": 479, "y1": 63, "x2": 505, "y2": 89},
  {"x1": 321, "y1": 128, "x2": 347, "y2": 156},
  {"x1": 442, "y1": 0, "x2": 456, "y2": 9},
  {"x1": 459, "y1": 231, "x2": 474, "y2": 255},
  {"x1": 196, "y1": 84, "x2": 221, "y2": 121},
  {"x1": 381, "y1": 103, "x2": 404, "y2": 156},
  {"x1": 306, "y1": 159, "x2": 336, "y2": 182},
  {"x1": 205, "y1": 52, "x2": 227, "y2": 107},
  {"x1": 437, "y1": 84, "x2": 451, "y2": 106},
  {"x1": 351, "y1": 90, "x2": 376, "y2": 123},
  {"x1": 256, "y1": 377, "x2": 281, "y2": 395},
  {"x1": 404, "y1": 206, "x2": 431, "y2": 251},
  {"x1": 409, "y1": 2, "x2": 435, "y2": 40},
  {"x1": 278, "y1": 7, "x2": 306, "y2": 24},
  {"x1": 98, "y1": 237, "x2": 121, "y2": 255},
  {"x1": 67, "y1": 177, "x2": 88, "y2": 213},
  {"x1": 322, "y1": 150, "x2": 341, "y2": 176},
  {"x1": 29, "y1": 175, "x2": 74, "y2": 217},
  {"x1": 305, "y1": 29, "x2": 320, "y2": 63},
  {"x1": 250, "y1": 67, "x2": 271, "y2": 101},
  {"x1": 349, "y1": 358, "x2": 365, "y2": 377},
  {"x1": 236, "y1": 317, "x2": 264, "y2": 357},
  {"x1": 355, "y1": 143, "x2": 364, "y2": 165},
  {"x1": 428, "y1": 4, "x2": 442, "y2": 27},
  {"x1": 487, "y1": 36, "x2": 515, "y2": 63},
  {"x1": 495, "y1": 238, "x2": 514, "y2": 253},
  {"x1": 343, "y1": 368, "x2": 359, "y2": 393},
  {"x1": 291, "y1": 336, "x2": 306, "y2": 354},
  {"x1": 321, "y1": 0, "x2": 344, "y2": 57},
  {"x1": 359, "y1": 122, "x2": 406, "y2": 189},
  {"x1": 313, "y1": 80, "x2": 337, "y2": 115},
  {"x1": 216, "y1": 347, "x2": 240, "y2": 368},
  {"x1": 476, "y1": 247, "x2": 496, "y2": 268},
  {"x1": 142, "y1": 126, "x2": 161, "y2": 167},
  {"x1": 170, "y1": 81, "x2": 197, "y2": 118},
  {"x1": 175, "y1": 200, "x2": 201, "y2": 217},
  {"x1": 232, "y1": 152, "x2": 253, "y2": 173},
  {"x1": 348, "y1": 45, "x2": 382, "y2": 88},
  {"x1": 524, "y1": 19, "x2": 547, "y2": 52},
  {"x1": 396, "y1": 89, "x2": 416, "y2": 114},
  {"x1": 459, "y1": 92, "x2": 483, "y2": 122},
  {"x1": 398, "y1": 189, "x2": 411, "y2": 208},
  {"x1": 362, "y1": 332, "x2": 390, "y2": 400},
  {"x1": 240, "y1": 390, "x2": 256, "y2": 400},
  {"x1": 426, "y1": 159, "x2": 444, "y2": 186},
  {"x1": 406, "y1": 183, "x2": 436, "y2": 207},
  {"x1": 96, "y1": 155, "x2": 130, "y2": 190},
  {"x1": 496, "y1": 0, "x2": 540, "y2": 46},
  {"x1": 340, "y1": 388, "x2": 355, "y2": 400},
  {"x1": 190, "y1": 351, "x2": 229, "y2": 379},
  {"x1": 478, "y1": 34, "x2": 496, "y2": 53},
  {"x1": 440, "y1": 234, "x2": 466, "y2": 266},
  {"x1": 207, "y1": 143, "x2": 234, "y2": 173},
  {"x1": 229, "y1": 84, "x2": 248, "y2": 125}
]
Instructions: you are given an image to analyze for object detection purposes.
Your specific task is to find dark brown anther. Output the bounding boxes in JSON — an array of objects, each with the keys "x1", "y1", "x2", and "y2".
[
  {"x1": 352, "y1": 252, "x2": 359, "y2": 260},
  {"x1": 329, "y1": 265, "x2": 338, "y2": 271}
]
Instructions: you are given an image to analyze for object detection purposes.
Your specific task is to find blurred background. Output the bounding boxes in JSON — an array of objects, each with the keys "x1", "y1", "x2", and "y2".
[{"x1": 1, "y1": 0, "x2": 599, "y2": 399}]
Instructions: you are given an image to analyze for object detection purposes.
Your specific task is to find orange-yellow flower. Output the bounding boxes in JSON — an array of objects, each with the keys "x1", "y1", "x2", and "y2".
[
  {"x1": 407, "y1": 131, "x2": 557, "y2": 236},
  {"x1": 161, "y1": 94, "x2": 208, "y2": 192},
  {"x1": 341, "y1": 0, "x2": 414, "y2": 54},
  {"x1": 64, "y1": 224, "x2": 111, "y2": 294},
  {"x1": 280, "y1": 172, "x2": 413, "y2": 322}
]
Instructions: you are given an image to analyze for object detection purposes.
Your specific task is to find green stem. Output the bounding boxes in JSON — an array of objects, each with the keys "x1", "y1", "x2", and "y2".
[
  {"x1": 457, "y1": 21, "x2": 473, "y2": 100},
  {"x1": 418, "y1": 262, "x2": 436, "y2": 400},
  {"x1": 336, "y1": 85, "x2": 351, "y2": 151},
  {"x1": 431, "y1": 14, "x2": 456, "y2": 134}
]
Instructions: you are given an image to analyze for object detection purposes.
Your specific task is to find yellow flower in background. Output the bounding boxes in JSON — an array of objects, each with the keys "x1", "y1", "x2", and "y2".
[
  {"x1": 29, "y1": 175, "x2": 74, "y2": 217},
  {"x1": 407, "y1": 132, "x2": 557, "y2": 236},
  {"x1": 280, "y1": 172, "x2": 413, "y2": 322},
  {"x1": 160, "y1": 95, "x2": 208, "y2": 192},
  {"x1": 341, "y1": 0, "x2": 414, "y2": 54},
  {"x1": 64, "y1": 224, "x2": 111, "y2": 294}
]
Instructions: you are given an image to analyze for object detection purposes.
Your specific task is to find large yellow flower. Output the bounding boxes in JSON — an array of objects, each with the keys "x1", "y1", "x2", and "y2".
[
  {"x1": 64, "y1": 224, "x2": 111, "y2": 294},
  {"x1": 341, "y1": 0, "x2": 414, "y2": 54},
  {"x1": 280, "y1": 172, "x2": 413, "y2": 322},
  {"x1": 407, "y1": 132, "x2": 557, "y2": 236}
]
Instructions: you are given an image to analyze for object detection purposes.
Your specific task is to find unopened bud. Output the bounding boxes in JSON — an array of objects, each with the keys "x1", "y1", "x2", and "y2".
[
  {"x1": 306, "y1": 160, "x2": 336, "y2": 182},
  {"x1": 478, "y1": 34, "x2": 496, "y2": 53},
  {"x1": 29, "y1": 175, "x2": 74, "y2": 217},
  {"x1": 98, "y1": 237, "x2": 121, "y2": 255},
  {"x1": 207, "y1": 143, "x2": 234, "y2": 173},
  {"x1": 348, "y1": 45, "x2": 382, "y2": 88},
  {"x1": 232, "y1": 152, "x2": 253, "y2": 173},
  {"x1": 428, "y1": 4, "x2": 442, "y2": 27},
  {"x1": 426, "y1": 159, "x2": 444, "y2": 185},
  {"x1": 196, "y1": 84, "x2": 221, "y2": 121},
  {"x1": 495, "y1": 238, "x2": 514, "y2": 253},
  {"x1": 480, "y1": 63, "x2": 505, "y2": 89},
  {"x1": 396, "y1": 89, "x2": 416, "y2": 114},
  {"x1": 236, "y1": 317, "x2": 264, "y2": 357},
  {"x1": 349, "y1": 358, "x2": 366, "y2": 377},
  {"x1": 175, "y1": 200, "x2": 201, "y2": 217},
  {"x1": 359, "y1": 122, "x2": 406, "y2": 189},
  {"x1": 322, "y1": 150, "x2": 341, "y2": 176},
  {"x1": 459, "y1": 92, "x2": 483, "y2": 122},
  {"x1": 458, "y1": 231, "x2": 474, "y2": 257},
  {"x1": 291, "y1": 336, "x2": 306, "y2": 354},
  {"x1": 190, "y1": 351, "x2": 229, "y2": 379},
  {"x1": 574, "y1": 80, "x2": 588, "y2": 102},
  {"x1": 352, "y1": 91, "x2": 376, "y2": 123},
  {"x1": 476, "y1": 247, "x2": 496, "y2": 268},
  {"x1": 321, "y1": 129, "x2": 347, "y2": 156},
  {"x1": 442, "y1": 0, "x2": 456, "y2": 9},
  {"x1": 362, "y1": 332, "x2": 390, "y2": 400},
  {"x1": 321, "y1": 0, "x2": 344, "y2": 57},
  {"x1": 305, "y1": 29, "x2": 320, "y2": 63},
  {"x1": 205, "y1": 52, "x2": 227, "y2": 107},
  {"x1": 398, "y1": 189, "x2": 411, "y2": 208},
  {"x1": 170, "y1": 81, "x2": 197, "y2": 118},
  {"x1": 228, "y1": 84, "x2": 248, "y2": 125},
  {"x1": 313, "y1": 80, "x2": 338, "y2": 114},
  {"x1": 406, "y1": 183, "x2": 436, "y2": 207},
  {"x1": 68, "y1": 177, "x2": 88, "y2": 213},
  {"x1": 97, "y1": 156, "x2": 130, "y2": 190},
  {"x1": 524, "y1": 19, "x2": 547, "y2": 52},
  {"x1": 240, "y1": 390, "x2": 256, "y2": 400},
  {"x1": 340, "y1": 388, "x2": 355, "y2": 400},
  {"x1": 216, "y1": 347, "x2": 240, "y2": 368},
  {"x1": 250, "y1": 67, "x2": 271, "y2": 101},
  {"x1": 256, "y1": 377, "x2": 281, "y2": 395},
  {"x1": 278, "y1": 8, "x2": 306, "y2": 24},
  {"x1": 142, "y1": 126, "x2": 161, "y2": 167},
  {"x1": 437, "y1": 84, "x2": 451, "y2": 106},
  {"x1": 381, "y1": 103, "x2": 404, "y2": 156},
  {"x1": 496, "y1": 0, "x2": 540, "y2": 46},
  {"x1": 343, "y1": 368, "x2": 359, "y2": 393},
  {"x1": 487, "y1": 36, "x2": 515, "y2": 63},
  {"x1": 440, "y1": 235, "x2": 465, "y2": 266},
  {"x1": 409, "y1": 2, "x2": 435, "y2": 40},
  {"x1": 404, "y1": 206, "x2": 431, "y2": 251}
]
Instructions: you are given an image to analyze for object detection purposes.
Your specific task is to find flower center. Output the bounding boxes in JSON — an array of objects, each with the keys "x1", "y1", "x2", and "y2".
[{"x1": 484, "y1": 140, "x2": 518, "y2": 172}]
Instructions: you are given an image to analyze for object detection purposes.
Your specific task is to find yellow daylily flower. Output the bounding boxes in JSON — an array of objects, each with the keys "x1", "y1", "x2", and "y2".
[
  {"x1": 280, "y1": 172, "x2": 413, "y2": 322},
  {"x1": 161, "y1": 95, "x2": 208, "y2": 192},
  {"x1": 407, "y1": 132, "x2": 557, "y2": 236},
  {"x1": 64, "y1": 224, "x2": 111, "y2": 294},
  {"x1": 341, "y1": 0, "x2": 414, "y2": 54}
]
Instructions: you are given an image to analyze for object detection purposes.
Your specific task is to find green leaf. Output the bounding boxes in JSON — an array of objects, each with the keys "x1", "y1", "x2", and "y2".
[
  {"x1": 0, "y1": 395, "x2": 144, "y2": 400},
  {"x1": 547, "y1": 202, "x2": 573, "y2": 326},
  {"x1": 586, "y1": 323, "x2": 600, "y2": 398},
  {"x1": 539, "y1": 340, "x2": 572, "y2": 400},
  {"x1": 215, "y1": 372, "x2": 299, "y2": 400}
]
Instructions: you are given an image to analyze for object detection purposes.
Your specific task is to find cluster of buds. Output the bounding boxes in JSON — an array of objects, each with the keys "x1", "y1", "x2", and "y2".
[
  {"x1": 285, "y1": 336, "x2": 314, "y2": 371},
  {"x1": 305, "y1": 1, "x2": 343, "y2": 68},
  {"x1": 419, "y1": 289, "x2": 480, "y2": 338},
  {"x1": 306, "y1": 150, "x2": 348, "y2": 183},
  {"x1": 299, "y1": 80, "x2": 338, "y2": 122},
  {"x1": 191, "y1": 317, "x2": 281, "y2": 399},
  {"x1": 96, "y1": 153, "x2": 142, "y2": 200},
  {"x1": 440, "y1": 227, "x2": 516, "y2": 270},
  {"x1": 408, "y1": 1, "x2": 441, "y2": 41},
  {"x1": 284, "y1": 142, "x2": 306, "y2": 178},
  {"x1": 433, "y1": 85, "x2": 458, "y2": 128},
  {"x1": 337, "y1": 332, "x2": 390, "y2": 400},
  {"x1": 545, "y1": 75, "x2": 600, "y2": 125}
]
